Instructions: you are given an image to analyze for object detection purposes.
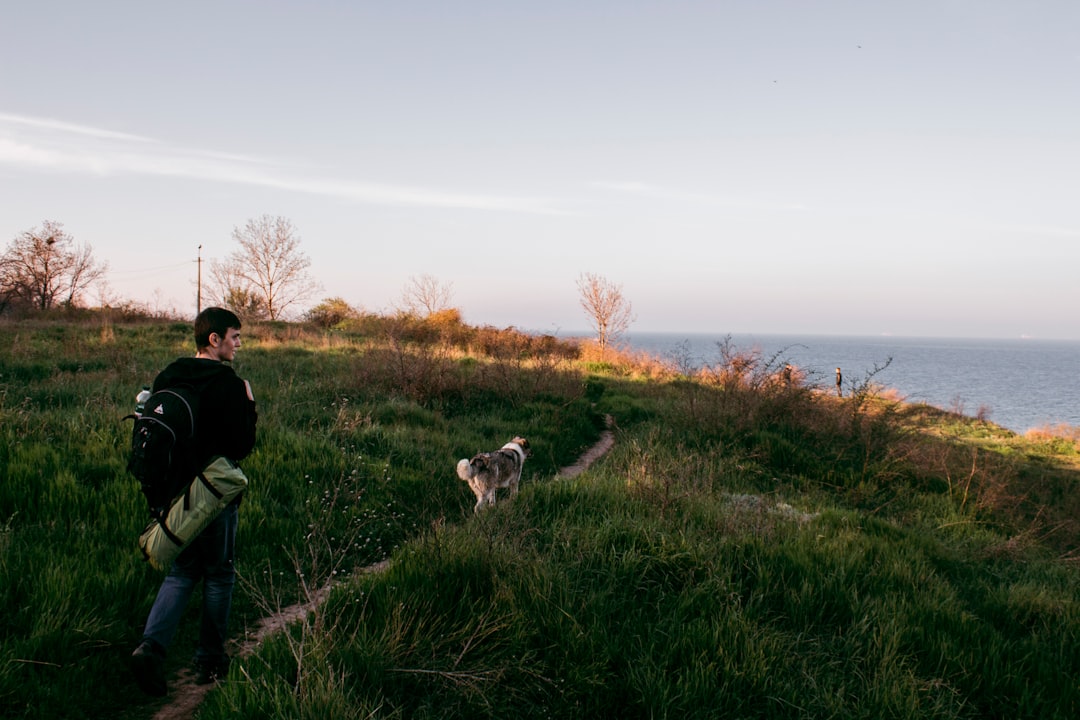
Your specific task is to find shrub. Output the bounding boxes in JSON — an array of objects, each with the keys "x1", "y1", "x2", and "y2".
[{"x1": 305, "y1": 297, "x2": 359, "y2": 328}]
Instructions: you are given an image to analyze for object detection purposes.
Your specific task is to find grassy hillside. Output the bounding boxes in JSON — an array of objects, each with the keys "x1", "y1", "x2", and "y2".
[{"x1": 1, "y1": 316, "x2": 1076, "y2": 719}]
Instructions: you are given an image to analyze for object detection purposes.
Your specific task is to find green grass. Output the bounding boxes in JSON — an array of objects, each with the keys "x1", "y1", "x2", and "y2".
[
  {"x1": 205, "y1": 460, "x2": 1078, "y2": 719},
  {"x1": 0, "y1": 317, "x2": 599, "y2": 719},
  {"x1": 1, "y1": 316, "x2": 1078, "y2": 719}
]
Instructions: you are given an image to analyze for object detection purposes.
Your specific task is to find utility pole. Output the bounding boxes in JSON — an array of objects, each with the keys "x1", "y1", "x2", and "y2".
[{"x1": 196, "y1": 244, "x2": 203, "y2": 314}]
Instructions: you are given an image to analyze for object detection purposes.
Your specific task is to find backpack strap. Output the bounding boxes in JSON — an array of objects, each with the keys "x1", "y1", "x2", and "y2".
[
  {"x1": 147, "y1": 514, "x2": 185, "y2": 550},
  {"x1": 198, "y1": 469, "x2": 225, "y2": 499},
  {"x1": 180, "y1": 470, "x2": 225, "y2": 510},
  {"x1": 152, "y1": 470, "x2": 227, "y2": 552}
]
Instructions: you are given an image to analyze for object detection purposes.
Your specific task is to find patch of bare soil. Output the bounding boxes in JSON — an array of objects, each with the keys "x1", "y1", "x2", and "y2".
[
  {"x1": 145, "y1": 422, "x2": 616, "y2": 719},
  {"x1": 558, "y1": 415, "x2": 616, "y2": 479}
]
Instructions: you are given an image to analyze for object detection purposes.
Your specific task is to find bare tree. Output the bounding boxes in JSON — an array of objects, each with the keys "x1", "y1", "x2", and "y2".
[
  {"x1": 0, "y1": 257, "x2": 15, "y2": 315},
  {"x1": 221, "y1": 215, "x2": 320, "y2": 320},
  {"x1": 577, "y1": 272, "x2": 634, "y2": 359},
  {"x1": 399, "y1": 274, "x2": 454, "y2": 317},
  {"x1": 0, "y1": 220, "x2": 107, "y2": 312},
  {"x1": 208, "y1": 256, "x2": 268, "y2": 319}
]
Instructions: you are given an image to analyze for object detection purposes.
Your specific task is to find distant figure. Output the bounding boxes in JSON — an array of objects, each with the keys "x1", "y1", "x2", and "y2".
[
  {"x1": 782, "y1": 364, "x2": 793, "y2": 387},
  {"x1": 835, "y1": 367, "x2": 843, "y2": 397}
]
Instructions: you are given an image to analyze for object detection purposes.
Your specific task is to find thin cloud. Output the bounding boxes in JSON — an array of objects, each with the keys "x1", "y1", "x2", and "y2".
[
  {"x1": 0, "y1": 112, "x2": 155, "y2": 143},
  {"x1": 590, "y1": 180, "x2": 807, "y2": 212},
  {"x1": 0, "y1": 137, "x2": 109, "y2": 173},
  {"x1": 0, "y1": 112, "x2": 562, "y2": 214}
]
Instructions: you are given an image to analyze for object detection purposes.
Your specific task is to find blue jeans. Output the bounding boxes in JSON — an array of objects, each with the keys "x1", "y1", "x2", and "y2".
[{"x1": 141, "y1": 503, "x2": 238, "y2": 666}]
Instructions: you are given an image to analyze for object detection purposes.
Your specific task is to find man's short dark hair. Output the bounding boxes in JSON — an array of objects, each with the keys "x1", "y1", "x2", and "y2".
[{"x1": 194, "y1": 307, "x2": 242, "y2": 350}]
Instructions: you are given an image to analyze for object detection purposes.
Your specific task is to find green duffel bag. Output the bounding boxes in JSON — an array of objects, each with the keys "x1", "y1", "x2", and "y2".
[{"x1": 138, "y1": 455, "x2": 248, "y2": 571}]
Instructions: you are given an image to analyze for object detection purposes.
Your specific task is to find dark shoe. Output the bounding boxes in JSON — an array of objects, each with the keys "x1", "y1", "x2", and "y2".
[
  {"x1": 194, "y1": 655, "x2": 230, "y2": 685},
  {"x1": 131, "y1": 642, "x2": 167, "y2": 697}
]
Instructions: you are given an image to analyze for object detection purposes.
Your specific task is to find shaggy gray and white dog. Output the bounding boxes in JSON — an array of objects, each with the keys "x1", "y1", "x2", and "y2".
[{"x1": 456, "y1": 437, "x2": 530, "y2": 513}]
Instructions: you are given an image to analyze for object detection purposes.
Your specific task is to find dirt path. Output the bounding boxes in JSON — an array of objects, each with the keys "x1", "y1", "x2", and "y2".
[
  {"x1": 558, "y1": 415, "x2": 615, "y2": 479},
  {"x1": 147, "y1": 422, "x2": 616, "y2": 719}
]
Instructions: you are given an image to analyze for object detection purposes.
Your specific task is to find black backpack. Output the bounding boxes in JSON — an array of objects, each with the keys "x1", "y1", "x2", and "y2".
[{"x1": 125, "y1": 385, "x2": 200, "y2": 518}]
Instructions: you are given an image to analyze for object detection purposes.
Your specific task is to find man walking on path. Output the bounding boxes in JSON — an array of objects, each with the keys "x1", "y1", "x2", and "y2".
[
  {"x1": 835, "y1": 367, "x2": 843, "y2": 397},
  {"x1": 130, "y1": 307, "x2": 258, "y2": 696}
]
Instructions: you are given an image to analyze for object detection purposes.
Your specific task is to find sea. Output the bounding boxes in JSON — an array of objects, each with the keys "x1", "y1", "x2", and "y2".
[{"x1": 617, "y1": 332, "x2": 1080, "y2": 435}]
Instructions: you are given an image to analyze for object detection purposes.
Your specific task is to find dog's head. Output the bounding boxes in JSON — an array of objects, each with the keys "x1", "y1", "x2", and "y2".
[{"x1": 510, "y1": 437, "x2": 530, "y2": 456}]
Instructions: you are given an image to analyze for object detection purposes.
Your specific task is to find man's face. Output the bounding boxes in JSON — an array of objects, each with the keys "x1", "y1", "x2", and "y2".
[{"x1": 209, "y1": 327, "x2": 241, "y2": 362}]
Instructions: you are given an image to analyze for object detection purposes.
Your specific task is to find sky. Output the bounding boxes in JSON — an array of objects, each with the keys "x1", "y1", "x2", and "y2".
[{"x1": 2, "y1": 1, "x2": 1078, "y2": 340}]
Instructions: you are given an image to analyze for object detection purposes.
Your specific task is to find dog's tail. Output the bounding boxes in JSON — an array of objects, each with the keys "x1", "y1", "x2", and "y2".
[{"x1": 456, "y1": 458, "x2": 476, "y2": 482}]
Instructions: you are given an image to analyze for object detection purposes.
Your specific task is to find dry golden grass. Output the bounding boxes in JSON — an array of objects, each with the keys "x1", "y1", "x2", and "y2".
[
  {"x1": 576, "y1": 339, "x2": 676, "y2": 380},
  {"x1": 1026, "y1": 422, "x2": 1080, "y2": 446}
]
